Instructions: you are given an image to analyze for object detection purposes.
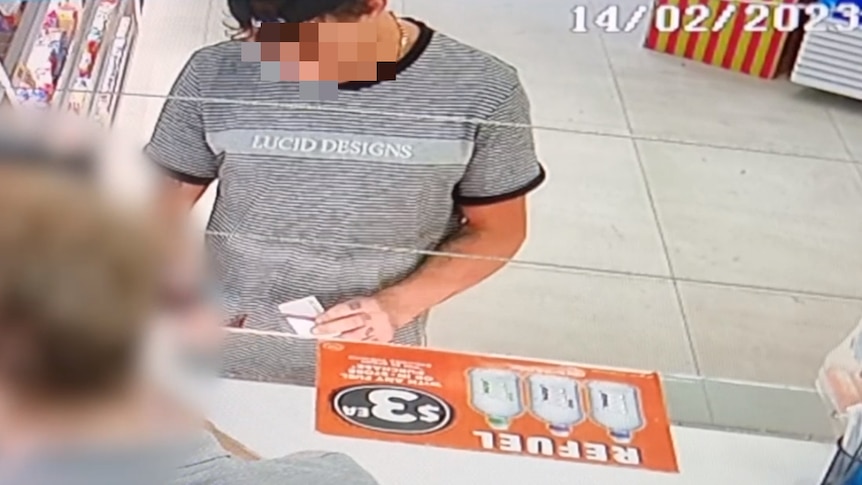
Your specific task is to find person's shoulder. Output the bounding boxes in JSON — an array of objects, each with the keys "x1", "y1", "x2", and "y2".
[
  {"x1": 255, "y1": 450, "x2": 380, "y2": 485},
  {"x1": 418, "y1": 27, "x2": 525, "y2": 114},
  {"x1": 178, "y1": 41, "x2": 254, "y2": 91},
  {"x1": 186, "y1": 41, "x2": 243, "y2": 69},
  {"x1": 427, "y1": 29, "x2": 521, "y2": 88},
  {"x1": 182, "y1": 449, "x2": 379, "y2": 485}
]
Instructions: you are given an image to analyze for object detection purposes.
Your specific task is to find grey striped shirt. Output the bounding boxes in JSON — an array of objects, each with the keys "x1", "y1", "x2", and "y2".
[
  {"x1": 145, "y1": 19, "x2": 545, "y2": 386},
  {"x1": 0, "y1": 432, "x2": 378, "y2": 485}
]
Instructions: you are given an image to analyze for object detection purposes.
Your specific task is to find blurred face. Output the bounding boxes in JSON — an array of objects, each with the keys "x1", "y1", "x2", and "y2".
[
  {"x1": 0, "y1": 109, "x2": 102, "y2": 181},
  {"x1": 142, "y1": 255, "x2": 224, "y2": 406},
  {"x1": 0, "y1": 168, "x2": 162, "y2": 428},
  {"x1": 245, "y1": 13, "x2": 398, "y2": 83},
  {"x1": 156, "y1": 268, "x2": 223, "y2": 349}
]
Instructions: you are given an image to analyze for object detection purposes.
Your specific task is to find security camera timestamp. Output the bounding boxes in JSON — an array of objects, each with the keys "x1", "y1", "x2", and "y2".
[{"x1": 571, "y1": 2, "x2": 861, "y2": 34}]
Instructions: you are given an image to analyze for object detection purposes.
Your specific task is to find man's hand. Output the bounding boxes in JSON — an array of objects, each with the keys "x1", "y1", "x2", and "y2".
[
  {"x1": 205, "y1": 420, "x2": 261, "y2": 461},
  {"x1": 312, "y1": 293, "x2": 414, "y2": 342}
]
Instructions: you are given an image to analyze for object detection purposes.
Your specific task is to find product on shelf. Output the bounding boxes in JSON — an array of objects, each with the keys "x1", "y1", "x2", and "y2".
[
  {"x1": 0, "y1": 1, "x2": 26, "y2": 33},
  {"x1": 7, "y1": 0, "x2": 136, "y2": 121},
  {"x1": 66, "y1": 0, "x2": 119, "y2": 114},
  {"x1": 13, "y1": 0, "x2": 84, "y2": 108},
  {"x1": 93, "y1": 14, "x2": 130, "y2": 124}
]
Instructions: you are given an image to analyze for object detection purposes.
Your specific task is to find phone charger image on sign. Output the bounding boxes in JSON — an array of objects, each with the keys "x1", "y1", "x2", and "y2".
[
  {"x1": 314, "y1": 341, "x2": 678, "y2": 473},
  {"x1": 468, "y1": 368, "x2": 524, "y2": 430},
  {"x1": 528, "y1": 374, "x2": 585, "y2": 438}
]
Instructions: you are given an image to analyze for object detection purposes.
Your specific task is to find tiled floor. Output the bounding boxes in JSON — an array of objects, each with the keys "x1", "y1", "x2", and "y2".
[
  {"x1": 114, "y1": 0, "x2": 862, "y2": 438},
  {"x1": 640, "y1": 141, "x2": 862, "y2": 298}
]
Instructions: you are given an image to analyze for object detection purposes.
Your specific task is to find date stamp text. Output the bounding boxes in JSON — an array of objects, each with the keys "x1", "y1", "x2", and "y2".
[{"x1": 571, "y1": 2, "x2": 861, "y2": 34}]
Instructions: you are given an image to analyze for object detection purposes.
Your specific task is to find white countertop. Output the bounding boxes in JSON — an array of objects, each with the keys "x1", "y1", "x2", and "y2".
[{"x1": 205, "y1": 379, "x2": 836, "y2": 485}]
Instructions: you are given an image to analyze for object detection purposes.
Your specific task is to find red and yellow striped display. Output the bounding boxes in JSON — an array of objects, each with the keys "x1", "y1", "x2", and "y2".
[{"x1": 643, "y1": 0, "x2": 796, "y2": 79}]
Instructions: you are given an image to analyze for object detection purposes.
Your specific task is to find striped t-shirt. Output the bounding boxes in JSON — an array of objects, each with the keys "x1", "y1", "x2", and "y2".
[
  {"x1": 1, "y1": 432, "x2": 379, "y2": 485},
  {"x1": 145, "y1": 19, "x2": 545, "y2": 385}
]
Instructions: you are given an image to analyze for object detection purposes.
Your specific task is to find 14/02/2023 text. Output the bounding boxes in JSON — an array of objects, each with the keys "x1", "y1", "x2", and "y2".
[{"x1": 571, "y1": 3, "x2": 861, "y2": 34}]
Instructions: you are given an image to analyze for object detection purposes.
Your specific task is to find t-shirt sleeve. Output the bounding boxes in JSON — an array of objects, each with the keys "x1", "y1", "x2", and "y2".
[
  {"x1": 454, "y1": 77, "x2": 546, "y2": 205},
  {"x1": 143, "y1": 52, "x2": 218, "y2": 185}
]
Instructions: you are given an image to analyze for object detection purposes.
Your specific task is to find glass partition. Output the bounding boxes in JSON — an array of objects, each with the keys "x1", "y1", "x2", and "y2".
[
  {"x1": 393, "y1": 0, "x2": 862, "y2": 441},
  {"x1": 112, "y1": 0, "x2": 862, "y2": 443}
]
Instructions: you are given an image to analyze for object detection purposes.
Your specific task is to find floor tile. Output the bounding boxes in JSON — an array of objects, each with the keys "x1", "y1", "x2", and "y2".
[
  {"x1": 704, "y1": 380, "x2": 835, "y2": 439},
  {"x1": 426, "y1": 263, "x2": 696, "y2": 374},
  {"x1": 131, "y1": 0, "x2": 219, "y2": 92},
  {"x1": 402, "y1": 0, "x2": 629, "y2": 135},
  {"x1": 106, "y1": 95, "x2": 157, "y2": 201},
  {"x1": 829, "y1": 107, "x2": 862, "y2": 163},
  {"x1": 679, "y1": 282, "x2": 862, "y2": 386},
  {"x1": 639, "y1": 140, "x2": 862, "y2": 297},
  {"x1": 520, "y1": 130, "x2": 669, "y2": 276},
  {"x1": 203, "y1": 0, "x2": 234, "y2": 45},
  {"x1": 780, "y1": 85, "x2": 862, "y2": 163},
  {"x1": 597, "y1": 9, "x2": 846, "y2": 161},
  {"x1": 606, "y1": 40, "x2": 851, "y2": 159},
  {"x1": 116, "y1": 0, "x2": 211, "y2": 142},
  {"x1": 113, "y1": 80, "x2": 170, "y2": 153},
  {"x1": 112, "y1": 93, "x2": 149, "y2": 144}
]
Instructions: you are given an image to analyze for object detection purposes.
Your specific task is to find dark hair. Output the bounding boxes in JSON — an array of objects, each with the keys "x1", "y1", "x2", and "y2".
[{"x1": 227, "y1": 0, "x2": 371, "y2": 39}]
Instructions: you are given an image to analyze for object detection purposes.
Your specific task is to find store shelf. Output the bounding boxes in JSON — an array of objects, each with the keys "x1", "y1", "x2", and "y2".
[
  {"x1": 92, "y1": 11, "x2": 136, "y2": 125},
  {"x1": 0, "y1": 1, "x2": 27, "y2": 57},
  {"x1": 1, "y1": 1, "x2": 36, "y2": 104},
  {"x1": 9, "y1": 0, "x2": 87, "y2": 108},
  {"x1": 0, "y1": 0, "x2": 138, "y2": 121},
  {"x1": 63, "y1": 0, "x2": 120, "y2": 115},
  {"x1": 0, "y1": 56, "x2": 15, "y2": 106},
  {"x1": 60, "y1": 0, "x2": 138, "y2": 123}
]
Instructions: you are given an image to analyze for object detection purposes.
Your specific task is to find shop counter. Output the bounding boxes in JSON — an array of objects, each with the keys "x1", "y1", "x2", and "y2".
[{"x1": 205, "y1": 378, "x2": 834, "y2": 485}]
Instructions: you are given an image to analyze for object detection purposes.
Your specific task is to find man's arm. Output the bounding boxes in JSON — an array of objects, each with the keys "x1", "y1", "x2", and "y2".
[
  {"x1": 155, "y1": 177, "x2": 210, "y2": 226},
  {"x1": 144, "y1": 49, "x2": 218, "y2": 222},
  {"x1": 144, "y1": 51, "x2": 245, "y2": 457},
  {"x1": 380, "y1": 78, "x2": 544, "y2": 323},
  {"x1": 161, "y1": 178, "x2": 210, "y2": 208},
  {"x1": 204, "y1": 420, "x2": 261, "y2": 460},
  {"x1": 314, "y1": 73, "x2": 544, "y2": 336},
  {"x1": 378, "y1": 196, "x2": 528, "y2": 322}
]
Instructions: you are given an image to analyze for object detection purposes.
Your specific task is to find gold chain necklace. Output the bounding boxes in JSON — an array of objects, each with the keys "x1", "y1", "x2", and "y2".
[{"x1": 392, "y1": 12, "x2": 408, "y2": 59}]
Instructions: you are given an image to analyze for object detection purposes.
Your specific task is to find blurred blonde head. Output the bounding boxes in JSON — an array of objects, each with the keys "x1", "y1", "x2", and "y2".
[
  {"x1": 0, "y1": 108, "x2": 102, "y2": 179},
  {"x1": 0, "y1": 108, "x2": 167, "y2": 405}
]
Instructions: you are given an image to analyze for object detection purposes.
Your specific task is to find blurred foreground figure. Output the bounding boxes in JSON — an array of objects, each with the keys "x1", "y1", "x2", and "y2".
[
  {"x1": 0, "y1": 110, "x2": 379, "y2": 485},
  {"x1": 0, "y1": 109, "x2": 101, "y2": 180}
]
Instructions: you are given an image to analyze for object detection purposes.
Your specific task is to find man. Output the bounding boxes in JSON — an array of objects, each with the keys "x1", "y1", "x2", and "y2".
[
  {"x1": 0, "y1": 111, "x2": 379, "y2": 485},
  {"x1": 147, "y1": 0, "x2": 545, "y2": 383}
]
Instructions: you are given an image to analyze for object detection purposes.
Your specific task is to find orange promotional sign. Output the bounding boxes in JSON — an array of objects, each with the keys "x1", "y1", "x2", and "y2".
[{"x1": 315, "y1": 341, "x2": 679, "y2": 473}]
